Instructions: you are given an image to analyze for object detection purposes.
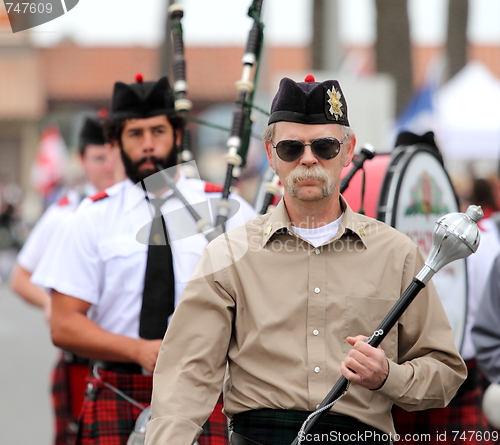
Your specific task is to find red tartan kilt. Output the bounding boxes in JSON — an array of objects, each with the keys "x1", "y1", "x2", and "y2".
[
  {"x1": 392, "y1": 387, "x2": 491, "y2": 444},
  {"x1": 392, "y1": 360, "x2": 498, "y2": 444},
  {"x1": 77, "y1": 369, "x2": 228, "y2": 445},
  {"x1": 199, "y1": 394, "x2": 228, "y2": 445},
  {"x1": 51, "y1": 353, "x2": 90, "y2": 445},
  {"x1": 69, "y1": 363, "x2": 91, "y2": 419}
]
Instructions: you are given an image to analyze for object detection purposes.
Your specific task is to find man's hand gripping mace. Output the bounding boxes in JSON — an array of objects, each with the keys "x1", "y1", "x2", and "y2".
[{"x1": 292, "y1": 205, "x2": 484, "y2": 445}]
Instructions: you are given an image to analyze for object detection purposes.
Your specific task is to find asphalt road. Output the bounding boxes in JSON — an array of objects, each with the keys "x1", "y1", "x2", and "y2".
[{"x1": 0, "y1": 251, "x2": 58, "y2": 445}]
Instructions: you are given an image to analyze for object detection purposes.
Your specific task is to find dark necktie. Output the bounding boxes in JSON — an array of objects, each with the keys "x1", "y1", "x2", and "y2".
[{"x1": 139, "y1": 198, "x2": 175, "y2": 339}]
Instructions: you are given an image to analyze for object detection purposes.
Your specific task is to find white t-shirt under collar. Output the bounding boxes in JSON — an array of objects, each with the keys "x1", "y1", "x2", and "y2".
[{"x1": 292, "y1": 213, "x2": 344, "y2": 247}]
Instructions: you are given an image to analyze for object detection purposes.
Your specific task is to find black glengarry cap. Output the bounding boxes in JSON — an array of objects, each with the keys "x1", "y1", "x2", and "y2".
[
  {"x1": 79, "y1": 116, "x2": 106, "y2": 147},
  {"x1": 110, "y1": 74, "x2": 176, "y2": 120},
  {"x1": 268, "y1": 75, "x2": 349, "y2": 127}
]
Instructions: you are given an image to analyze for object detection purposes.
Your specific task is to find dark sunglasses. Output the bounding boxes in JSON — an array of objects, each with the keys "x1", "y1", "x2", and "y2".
[{"x1": 272, "y1": 137, "x2": 343, "y2": 162}]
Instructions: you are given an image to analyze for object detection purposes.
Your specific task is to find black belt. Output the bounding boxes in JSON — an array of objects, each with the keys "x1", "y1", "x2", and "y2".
[
  {"x1": 232, "y1": 409, "x2": 391, "y2": 445},
  {"x1": 63, "y1": 351, "x2": 90, "y2": 365},
  {"x1": 231, "y1": 428, "x2": 392, "y2": 445},
  {"x1": 94, "y1": 360, "x2": 145, "y2": 374},
  {"x1": 231, "y1": 432, "x2": 265, "y2": 445}
]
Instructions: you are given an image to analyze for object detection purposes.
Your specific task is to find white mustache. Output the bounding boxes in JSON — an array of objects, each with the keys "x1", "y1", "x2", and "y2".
[
  {"x1": 287, "y1": 165, "x2": 331, "y2": 184},
  {"x1": 285, "y1": 165, "x2": 335, "y2": 198}
]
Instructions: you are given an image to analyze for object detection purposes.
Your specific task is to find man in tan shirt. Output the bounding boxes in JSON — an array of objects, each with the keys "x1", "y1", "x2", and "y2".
[{"x1": 146, "y1": 76, "x2": 466, "y2": 445}]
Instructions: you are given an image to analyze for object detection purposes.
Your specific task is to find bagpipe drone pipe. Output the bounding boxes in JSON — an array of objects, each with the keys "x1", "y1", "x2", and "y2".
[
  {"x1": 165, "y1": 0, "x2": 382, "y2": 225},
  {"x1": 168, "y1": 4, "x2": 196, "y2": 178},
  {"x1": 157, "y1": 0, "x2": 267, "y2": 241},
  {"x1": 213, "y1": 0, "x2": 265, "y2": 230}
]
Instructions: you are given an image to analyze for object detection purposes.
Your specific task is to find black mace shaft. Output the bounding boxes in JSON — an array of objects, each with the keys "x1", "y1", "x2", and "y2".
[{"x1": 290, "y1": 278, "x2": 425, "y2": 445}]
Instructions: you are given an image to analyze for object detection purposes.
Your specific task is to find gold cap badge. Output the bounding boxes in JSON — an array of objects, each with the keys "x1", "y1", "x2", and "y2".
[{"x1": 326, "y1": 87, "x2": 344, "y2": 121}]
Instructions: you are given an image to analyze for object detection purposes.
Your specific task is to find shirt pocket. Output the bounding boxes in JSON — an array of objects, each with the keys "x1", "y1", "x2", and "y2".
[
  {"x1": 98, "y1": 236, "x2": 147, "y2": 261},
  {"x1": 97, "y1": 236, "x2": 147, "y2": 294},
  {"x1": 342, "y1": 296, "x2": 398, "y2": 360}
]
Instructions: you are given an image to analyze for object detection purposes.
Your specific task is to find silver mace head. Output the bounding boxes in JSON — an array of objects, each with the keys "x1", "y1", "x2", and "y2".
[
  {"x1": 416, "y1": 205, "x2": 483, "y2": 285},
  {"x1": 126, "y1": 407, "x2": 151, "y2": 445}
]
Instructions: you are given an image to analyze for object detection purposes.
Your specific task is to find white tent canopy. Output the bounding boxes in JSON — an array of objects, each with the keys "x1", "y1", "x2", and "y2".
[{"x1": 436, "y1": 62, "x2": 500, "y2": 160}]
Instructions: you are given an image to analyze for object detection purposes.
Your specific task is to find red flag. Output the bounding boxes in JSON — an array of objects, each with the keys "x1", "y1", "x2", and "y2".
[{"x1": 30, "y1": 125, "x2": 68, "y2": 198}]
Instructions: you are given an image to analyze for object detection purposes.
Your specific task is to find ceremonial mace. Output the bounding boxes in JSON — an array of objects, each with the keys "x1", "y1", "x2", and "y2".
[{"x1": 292, "y1": 205, "x2": 484, "y2": 445}]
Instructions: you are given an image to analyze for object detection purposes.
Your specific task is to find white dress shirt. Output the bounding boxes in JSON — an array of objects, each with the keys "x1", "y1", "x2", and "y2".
[{"x1": 33, "y1": 174, "x2": 255, "y2": 337}]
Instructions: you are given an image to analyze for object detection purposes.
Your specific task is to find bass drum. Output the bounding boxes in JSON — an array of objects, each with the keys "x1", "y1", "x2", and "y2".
[
  {"x1": 342, "y1": 145, "x2": 467, "y2": 351},
  {"x1": 341, "y1": 153, "x2": 392, "y2": 218}
]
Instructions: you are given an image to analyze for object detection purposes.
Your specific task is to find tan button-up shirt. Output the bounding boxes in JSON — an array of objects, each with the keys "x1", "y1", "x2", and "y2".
[{"x1": 146, "y1": 197, "x2": 466, "y2": 445}]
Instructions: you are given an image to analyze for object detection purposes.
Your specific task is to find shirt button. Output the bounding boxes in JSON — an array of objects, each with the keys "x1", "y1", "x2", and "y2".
[
  {"x1": 314, "y1": 287, "x2": 320, "y2": 294},
  {"x1": 313, "y1": 330, "x2": 319, "y2": 336},
  {"x1": 315, "y1": 249, "x2": 320, "y2": 255},
  {"x1": 314, "y1": 367, "x2": 320, "y2": 373}
]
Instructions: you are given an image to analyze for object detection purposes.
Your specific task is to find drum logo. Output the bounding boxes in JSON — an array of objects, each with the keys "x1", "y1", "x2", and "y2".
[{"x1": 405, "y1": 171, "x2": 449, "y2": 216}]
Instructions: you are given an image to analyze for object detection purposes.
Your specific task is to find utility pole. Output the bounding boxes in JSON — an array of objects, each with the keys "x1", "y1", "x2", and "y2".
[
  {"x1": 312, "y1": 0, "x2": 341, "y2": 73},
  {"x1": 375, "y1": 0, "x2": 413, "y2": 116},
  {"x1": 446, "y1": 0, "x2": 468, "y2": 80}
]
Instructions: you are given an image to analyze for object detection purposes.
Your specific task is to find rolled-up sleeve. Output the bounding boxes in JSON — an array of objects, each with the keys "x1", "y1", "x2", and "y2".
[{"x1": 32, "y1": 210, "x2": 102, "y2": 304}]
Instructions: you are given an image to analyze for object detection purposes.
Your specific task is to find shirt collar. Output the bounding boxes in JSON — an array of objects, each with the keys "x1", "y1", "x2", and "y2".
[
  {"x1": 261, "y1": 195, "x2": 368, "y2": 249},
  {"x1": 84, "y1": 182, "x2": 98, "y2": 197},
  {"x1": 124, "y1": 169, "x2": 189, "y2": 213},
  {"x1": 337, "y1": 196, "x2": 368, "y2": 248},
  {"x1": 261, "y1": 199, "x2": 293, "y2": 246}
]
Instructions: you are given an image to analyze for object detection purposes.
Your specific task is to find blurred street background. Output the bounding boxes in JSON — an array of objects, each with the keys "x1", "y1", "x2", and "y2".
[{"x1": 0, "y1": 279, "x2": 58, "y2": 445}]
